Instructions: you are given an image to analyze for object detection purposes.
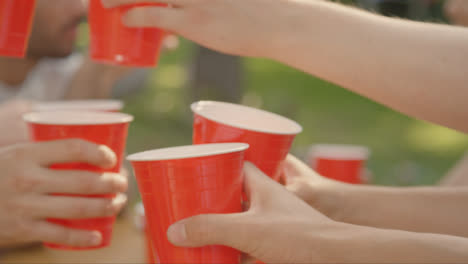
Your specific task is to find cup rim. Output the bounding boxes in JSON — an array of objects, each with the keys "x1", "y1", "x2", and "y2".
[
  {"x1": 33, "y1": 100, "x2": 124, "y2": 112},
  {"x1": 127, "y1": 143, "x2": 249, "y2": 162},
  {"x1": 191, "y1": 101, "x2": 303, "y2": 135},
  {"x1": 23, "y1": 111, "x2": 134, "y2": 125},
  {"x1": 307, "y1": 144, "x2": 370, "y2": 160}
]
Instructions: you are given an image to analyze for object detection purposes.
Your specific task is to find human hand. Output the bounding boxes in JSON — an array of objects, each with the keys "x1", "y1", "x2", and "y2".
[
  {"x1": 0, "y1": 139, "x2": 128, "y2": 248},
  {"x1": 165, "y1": 162, "x2": 337, "y2": 263}
]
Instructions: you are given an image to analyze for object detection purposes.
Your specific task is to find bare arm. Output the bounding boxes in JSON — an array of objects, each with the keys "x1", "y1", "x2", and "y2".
[
  {"x1": 285, "y1": 155, "x2": 468, "y2": 238},
  {"x1": 103, "y1": 0, "x2": 468, "y2": 133},
  {"x1": 271, "y1": 1, "x2": 468, "y2": 133},
  {"x1": 439, "y1": 151, "x2": 468, "y2": 186},
  {"x1": 319, "y1": 184, "x2": 468, "y2": 238},
  {"x1": 165, "y1": 161, "x2": 468, "y2": 263},
  {"x1": 64, "y1": 58, "x2": 133, "y2": 99}
]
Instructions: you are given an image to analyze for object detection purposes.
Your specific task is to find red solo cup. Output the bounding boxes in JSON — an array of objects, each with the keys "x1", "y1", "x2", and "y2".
[
  {"x1": 23, "y1": 111, "x2": 133, "y2": 250},
  {"x1": 128, "y1": 143, "x2": 249, "y2": 264},
  {"x1": 307, "y1": 144, "x2": 370, "y2": 184},
  {"x1": 191, "y1": 101, "x2": 302, "y2": 182},
  {"x1": 0, "y1": 0, "x2": 36, "y2": 58},
  {"x1": 88, "y1": 0, "x2": 166, "y2": 67},
  {"x1": 134, "y1": 203, "x2": 159, "y2": 264},
  {"x1": 33, "y1": 100, "x2": 124, "y2": 113}
]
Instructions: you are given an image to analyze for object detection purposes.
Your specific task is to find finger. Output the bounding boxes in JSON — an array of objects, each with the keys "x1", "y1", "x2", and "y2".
[
  {"x1": 123, "y1": 6, "x2": 185, "y2": 31},
  {"x1": 27, "y1": 194, "x2": 127, "y2": 219},
  {"x1": 32, "y1": 221, "x2": 103, "y2": 248},
  {"x1": 28, "y1": 139, "x2": 116, "y2": 169},
  {"x1": 101, "y1": 0, "x2": 152, "y2": 8},
  {"x1": 243, "y1": 162, "x2": 282, "y2": 208},
  {"x1": 102, "y1": 0, "x2": 185, "y2": 8},
  {"x1": 38, "y1": 170, "x2": 127, "y2": 195},
  {"x1": 167, "y1": 213, "x2": 249, "y2": 250},
  {"x1": 283, "y1": 154, "x2": 322, "y2": 182}
]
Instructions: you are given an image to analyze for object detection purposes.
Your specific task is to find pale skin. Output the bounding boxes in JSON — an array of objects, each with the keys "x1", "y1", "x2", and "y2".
[
  {"x1": 283, "y1": 155, "x2": 468, "y2": 238},
  {"x1": 0, "y1": 100, "x2": 32, "y2": 147},
  {"x1": 103, "y1": 0, "x2": 468, "y2": 134},
  {"x1": 440, "y1": 152, "x2": 468, "y2": 186},
  {"x1": 165, "y1": 162, "x2": 468, "y2": 263},
  {"x1": 0, "y1": 139, "x2": 128, "y2": 249},
  {"x1": 445, "y1": 0, "x2": 468, "y2": 27}
]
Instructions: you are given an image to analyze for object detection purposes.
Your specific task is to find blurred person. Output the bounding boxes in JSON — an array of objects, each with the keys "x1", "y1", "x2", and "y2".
[
  {"x1": 0, "y1": 0, "x2": 149, "y2": 104},
  {"x1": 0, "y1": 139, "x2": 127, "y2": 249}
]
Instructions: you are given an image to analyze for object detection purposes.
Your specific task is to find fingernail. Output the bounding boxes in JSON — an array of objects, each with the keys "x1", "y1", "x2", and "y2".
[
  {"x1": 98, "y1": 145, "x2": 117, "y2": 168},
  {"x1": 167, "y1": 222, "x2": 187, "y2": 245},
  {"x1": 90, "y1": 231, "x2": 102, "y2": 246}
]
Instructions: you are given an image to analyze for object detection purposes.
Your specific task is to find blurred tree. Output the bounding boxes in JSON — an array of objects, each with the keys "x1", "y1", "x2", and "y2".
[{"x1": 187, "y1": 46, "x2": 243, "y2": 104}]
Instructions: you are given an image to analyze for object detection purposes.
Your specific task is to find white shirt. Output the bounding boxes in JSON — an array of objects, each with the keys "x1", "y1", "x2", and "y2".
[{"x1": 0, "y1": 54, "x2": 83, "y2": 102}]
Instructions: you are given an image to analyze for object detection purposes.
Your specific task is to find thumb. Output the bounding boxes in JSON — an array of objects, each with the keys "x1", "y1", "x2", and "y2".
[{"x1": 167, "y1": 213, "x2": 247, "y2": 249}]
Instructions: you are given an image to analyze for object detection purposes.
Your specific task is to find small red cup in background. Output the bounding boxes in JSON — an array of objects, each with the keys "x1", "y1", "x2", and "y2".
[
  {"x1": 128, "y1": 143, "x2": 249, "y2": 264},
  {"x1": 191, "y1": 101, "x2": 302, "y2": 182},
  {"x1": 24, "y1": 111, "x2": 133, "y2": 250},
  {"x1": 307, "y1": 144, "x2": 370, "y2": 184},
  {"x1": 0, "y1": 0, "x2": 36, "y2": 58},
  {"x1": 88, "y1": 0, "x2": 166, "y2": 67},
  {"x1": 33, "y1": 100, "x2": 124, "y2": 113}
]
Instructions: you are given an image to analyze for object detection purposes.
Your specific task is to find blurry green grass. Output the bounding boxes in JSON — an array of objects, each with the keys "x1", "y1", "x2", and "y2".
[{"x1": 121, "y1": 39, "x2": 468, "y2": 186}]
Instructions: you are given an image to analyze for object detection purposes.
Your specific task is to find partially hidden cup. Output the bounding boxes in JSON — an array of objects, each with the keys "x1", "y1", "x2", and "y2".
[
  {"x1": 307, "y1": 144, "x2": 370, "y2": 184},
  {"x1": 134, "y1": 203, "x2": 159, "y2": 264},
  {"x1": 24, "y1": 111, "x2": 133, "y2": 250},
  {"x1": 191, "y1": 101, "x2": 302, "y2": 181},
  {"x1": 33, "y1": 100, "x2": 124, "y2": 113},
  {"x1": 88, "y1": 0, "x2": 166, "y2": 67},
  {"x1": 128, "y1": 143, "x2": 249, "y2": 264},
  {"x1": 0, "y1": 0, "x2": 36, "y2": 58}
]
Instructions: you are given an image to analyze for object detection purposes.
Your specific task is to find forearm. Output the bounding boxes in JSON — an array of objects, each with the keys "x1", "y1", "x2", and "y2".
[
  {"x1": 312, "y1": 222, "x2": 468, "y2": 263},
  {"x1": 317, "y1": 183, "x2": 468, "y2": 237},
  {"x1": 65, "y1": 60, "x2": 126, "y2": 99},
  {"x1": 439, "y1": 152, "x2": 468, "y2": 186},
  {"x1": 270, "y1": 1, "x2": 468, "y2": 133}
]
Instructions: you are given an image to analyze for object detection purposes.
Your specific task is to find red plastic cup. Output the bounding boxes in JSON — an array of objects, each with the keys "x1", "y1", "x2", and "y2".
[
  {"x1": 0, "y1": 0, "x2": 36, "y2": 58},
  {"x1": 307, "y1": 144, "x2": 370, "y2": 184},
  {"x1": 33, "y1": 100, "x2": 124, "y2": 113},
  {"x1": 192, "y1": 101, "x2": 302, "y2": 182},
  {"x1": 23, "y1": 111, "x2": 133, "y2": 250},
  {"x1": 134, "y1": 203, "x2": 159, "y2": 264},
  {"x1": 88, "y1": 0, "x2": 166, "y2": 67},
  {"x1": 128, "y1": 143, "x2": 249, "y2": 264}
]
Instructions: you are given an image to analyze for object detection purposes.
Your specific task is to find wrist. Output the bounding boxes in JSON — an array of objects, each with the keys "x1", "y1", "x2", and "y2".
[{"x1": 313, "y1": 180, "x2": 354, "y2": 223}]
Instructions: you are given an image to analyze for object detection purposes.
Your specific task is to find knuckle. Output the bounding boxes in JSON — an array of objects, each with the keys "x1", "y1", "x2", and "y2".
[
  {"x1": 109, "y1": 174, "x2": 127, "y2": 193},
  {"x1": 94, "y1": 199, "x2": 116, "y2": 217},
  {"x1": 13, "y1": 170, "x2": 41, "y2": 193},
  {"x1": 78, "y1": 173, "x2": 98, "y2": 193},
  {"x1": 72, "y1": 202, "x2": 91, "y2": 218},
  {"x1": 9, "y1": 146, "x2": 29, "y2": 161},
  {"x1": 15, "y1": 220, "x2": 34, "y2": 238},
  {"x1": 66, "y1": 139, "x2": 89, "y2": 160}
]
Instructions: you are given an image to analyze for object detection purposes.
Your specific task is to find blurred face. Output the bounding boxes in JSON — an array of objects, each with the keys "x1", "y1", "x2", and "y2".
[{"x1": 27, "y1": 0, "x2": 88, "y2": 59}]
